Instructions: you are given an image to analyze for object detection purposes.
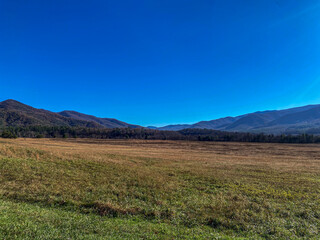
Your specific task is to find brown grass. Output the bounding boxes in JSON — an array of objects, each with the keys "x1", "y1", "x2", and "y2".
[{"x1": 0, "y1": 138, "x2": 319, "y2": 238}]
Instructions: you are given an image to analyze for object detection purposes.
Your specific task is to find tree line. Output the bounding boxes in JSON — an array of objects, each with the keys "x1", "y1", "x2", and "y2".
[{"x1": 1, "y1": 126, "x2": 320, "y2": 143}]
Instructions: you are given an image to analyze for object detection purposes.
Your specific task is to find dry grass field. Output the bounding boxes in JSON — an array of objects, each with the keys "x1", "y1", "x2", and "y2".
[{"x1": 0, "y1": 138, "x2": 319, "y2": 239}]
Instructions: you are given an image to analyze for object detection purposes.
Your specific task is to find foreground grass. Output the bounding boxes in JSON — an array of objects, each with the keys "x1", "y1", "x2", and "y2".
[
  {"x1": 0, "y1": 139, "x2": 320, "y2": 239},
  {"x1": 0, "y1": 199, "x2": 235, "y2": 240}
]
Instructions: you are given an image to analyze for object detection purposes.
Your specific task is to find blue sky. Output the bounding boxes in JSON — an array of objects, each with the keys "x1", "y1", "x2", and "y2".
[{"x1": 1, "y1": 0, "x2": 320, "y2": 126}]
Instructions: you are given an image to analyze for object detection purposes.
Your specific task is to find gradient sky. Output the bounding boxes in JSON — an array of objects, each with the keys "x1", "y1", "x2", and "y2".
[{"x1": 1, "y1": 0, "x2": 320, "y2": 126}]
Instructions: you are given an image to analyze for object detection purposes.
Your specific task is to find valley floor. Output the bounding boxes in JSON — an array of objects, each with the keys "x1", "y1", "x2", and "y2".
[{"x1": 0, "y1": 138, "x2": 319, "y2": 239}]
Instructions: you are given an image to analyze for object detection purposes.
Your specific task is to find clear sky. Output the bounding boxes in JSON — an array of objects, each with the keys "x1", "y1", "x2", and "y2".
[{"x1": 1, "y1": 0, "x2": 320, "y2": 126}]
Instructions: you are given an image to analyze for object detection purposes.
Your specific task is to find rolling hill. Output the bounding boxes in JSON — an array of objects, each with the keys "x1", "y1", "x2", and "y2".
[
  {"x1": 58, "y1": 110, "x2": 140, "y2": 128},
  {"x1": 0, "y1": 99, "x2": 139, "y2": 129}
]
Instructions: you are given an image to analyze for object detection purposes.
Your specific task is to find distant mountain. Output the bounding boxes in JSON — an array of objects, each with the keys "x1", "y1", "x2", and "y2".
[
  {"x1": 154, "y1": 104, "x2": 320, "y2": 134},
  {"x1": 192, "y1": 117, "x2": 241, "y2": 130},
  {"x1": 0, "y1": 99, "x2": 138, "y2": 129},
  {"x1": 157, "y1": 124, "x2": 192, "y2": 131},
  {"x1": 58, "y1": 111, "x2": 140, "y2": 128},
  {"x1": 146, "y1": 126, "x2": 158, "y2": 129},
  {"x1": 3, "y1": 99, "x2": 320, "y2": 134}
]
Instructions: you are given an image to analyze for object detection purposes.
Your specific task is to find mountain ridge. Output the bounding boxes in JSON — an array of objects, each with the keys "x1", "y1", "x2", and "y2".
[
  {"x1": 155, "y1": 104, "x2": 320, "y2": 134},
  {"x1": 2, "y1": 99, "x2": 320, "y2": 134},
  {"x1": 0, "y1": 99, "x2": 139, "y2": 129},
  {"x1": 58, "y1": 110, "x2": 140, "y2": 128}
]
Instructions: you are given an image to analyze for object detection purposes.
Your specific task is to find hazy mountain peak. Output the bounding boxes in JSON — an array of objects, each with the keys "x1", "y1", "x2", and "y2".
[{"x1": 154, "y1": 104, "x2": 320, "y2": 134}]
